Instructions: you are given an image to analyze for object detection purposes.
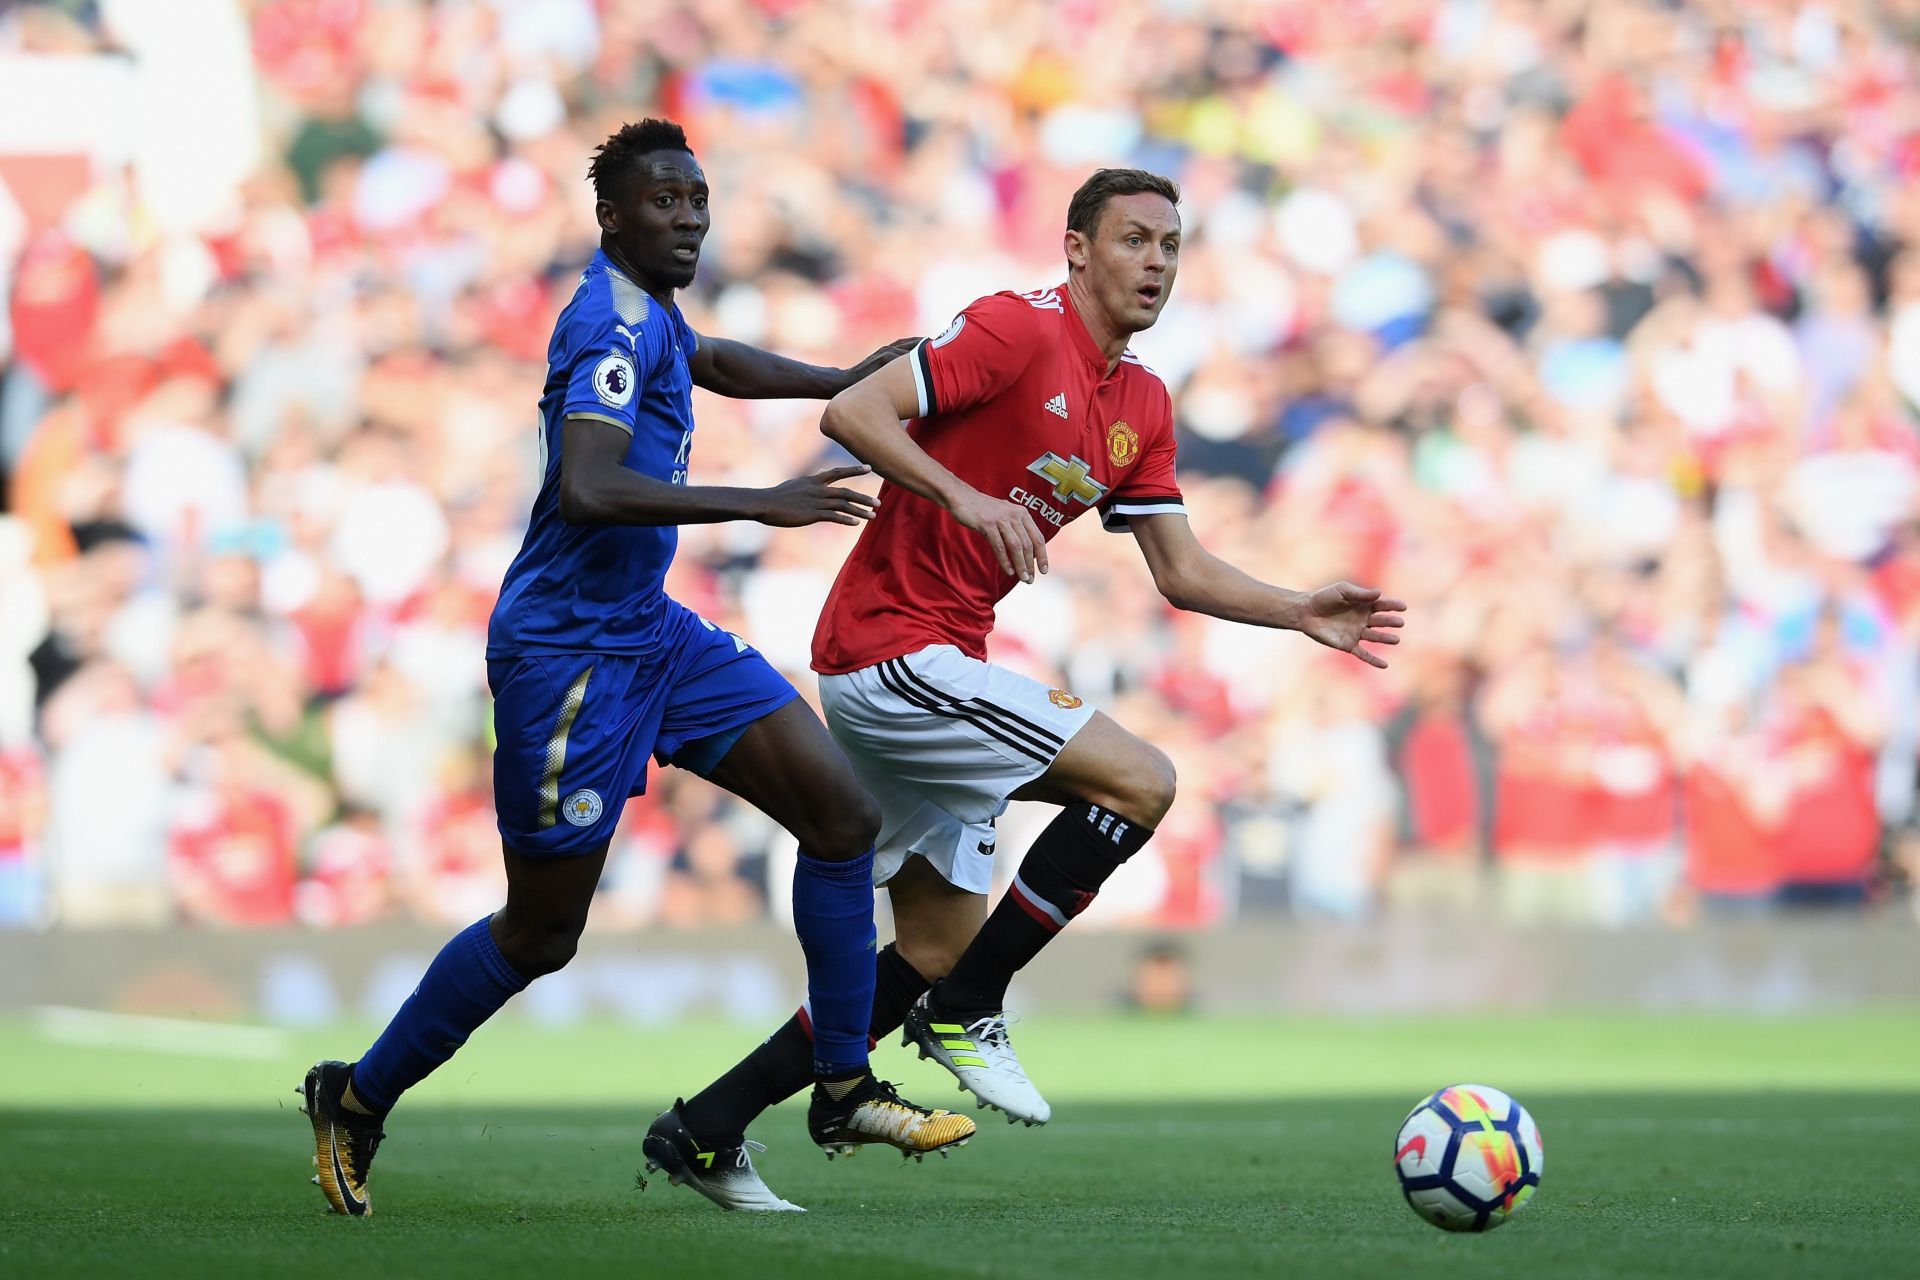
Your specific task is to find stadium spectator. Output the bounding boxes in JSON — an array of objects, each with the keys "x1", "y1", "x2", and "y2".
[
  {"x1": 0, "y1": 741, "x2": 45, "y2": 926},
  {"x1": 3, "y1": 0, "x2": 1919, "y2": 931},
  {"x1": 1680, "y1": 716, "x2": 1790, "y2": 916},
  {"x1": 1384, "y1": 654, "x2": 1490, "y2": 913},
  {"x1": 296, "y1": 804, "x2": 395, "y2": 928}
]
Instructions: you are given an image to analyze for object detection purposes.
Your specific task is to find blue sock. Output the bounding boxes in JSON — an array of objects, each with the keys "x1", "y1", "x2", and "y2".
[
  {"x1": 790, "y1": 849, "x2": 876, "y2": 1079},
  {"x1": 350, "y1": 916, "x2": 529, "y2": 1113}
]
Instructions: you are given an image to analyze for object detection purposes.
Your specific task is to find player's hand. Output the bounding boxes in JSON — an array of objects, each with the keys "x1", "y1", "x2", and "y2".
[
  {"x1": 839, "y1": 337, "x2": 921, "y2": 390},
  {"x1": 758, "y1": 465, "x2": 879, "y2": 528},
  {"x1": 949, "y1": 488, "x2": 1049, "y2": 583},
  {"x1": 1298, "y1": 582, "x2": 1407, "y2": 669}
]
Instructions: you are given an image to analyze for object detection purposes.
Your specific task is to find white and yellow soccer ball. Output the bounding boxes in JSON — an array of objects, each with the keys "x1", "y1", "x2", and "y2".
[{"x1": 1393, "y1": 1084, "x2": 1544, "y2": 1232}]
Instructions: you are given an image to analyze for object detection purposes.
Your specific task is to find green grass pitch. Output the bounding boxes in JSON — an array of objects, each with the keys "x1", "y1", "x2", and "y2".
[{"x1": 3, "y1": 1011, "x2": 1917, "y2": 1279}]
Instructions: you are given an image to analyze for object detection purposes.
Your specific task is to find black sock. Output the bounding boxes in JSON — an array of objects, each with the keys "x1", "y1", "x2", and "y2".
[
  {"x1": 936, "y1": 803, "x2": 1153, "y2": 1012},
  {"x1": 677, "y1": 1019, "x2": 810, "y2": 1149},
  {"x1": 679, "y1": 942, "x2": 931, "y2": 1144},
  {"x1": 856, "y1": 939, "x2": 933, "y2": 1050}
]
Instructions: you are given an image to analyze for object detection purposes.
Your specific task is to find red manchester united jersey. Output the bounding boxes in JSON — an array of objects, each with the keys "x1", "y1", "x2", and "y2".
[{"x1": 813, "y1": 285, "x2": 1186, "y2": 674}]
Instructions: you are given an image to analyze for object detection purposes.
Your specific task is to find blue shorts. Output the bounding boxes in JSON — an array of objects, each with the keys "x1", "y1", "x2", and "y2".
[{"x1": 488, "y1": 605, "x2": 799, "y2": 856}]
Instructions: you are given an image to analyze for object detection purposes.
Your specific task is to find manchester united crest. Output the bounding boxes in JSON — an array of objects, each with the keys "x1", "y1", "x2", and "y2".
[
  {"x1": 1107, "y1": 420, "x2": 1140, "y2": 467},
  {"x1": 1048, "y1": 688, "x2": 1084, "y2": 709}
]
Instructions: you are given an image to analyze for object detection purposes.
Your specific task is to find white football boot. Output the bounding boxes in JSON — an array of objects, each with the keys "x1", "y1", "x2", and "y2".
[
  {"x1": 902, "y1": 994, "x2": 1051, "y2": 1126},
  {"x1": 641, "y1": 1102, "x2": 803, "y2": 1212}
]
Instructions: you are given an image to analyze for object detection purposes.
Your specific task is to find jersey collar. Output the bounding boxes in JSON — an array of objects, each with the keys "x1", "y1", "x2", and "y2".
[
  {"x1": 596, "y1": 249, "x2": 680, "y2": 319},
  {"x1": 1059, "y1": 282, "x2": 1131, "y2": 380},
  {"x1": 596, "y1": 248, "x2": 637, "y2": 288}
]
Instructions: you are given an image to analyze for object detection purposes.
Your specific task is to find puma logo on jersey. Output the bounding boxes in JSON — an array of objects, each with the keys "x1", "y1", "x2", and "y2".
[{"x1": 1042, "y1": 392, "x2": 1068, "y2": 418}]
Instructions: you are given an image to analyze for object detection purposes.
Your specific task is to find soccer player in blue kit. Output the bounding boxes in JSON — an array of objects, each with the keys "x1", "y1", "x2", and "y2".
[{"x1": 300, "y1": 119, "x2": 974, "y2": 1218}]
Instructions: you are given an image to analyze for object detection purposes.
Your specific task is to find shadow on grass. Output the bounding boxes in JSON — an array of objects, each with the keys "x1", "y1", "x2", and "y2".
[{"x1": 1, "y1": 1094, "x2": 1915, "y2": 1280}]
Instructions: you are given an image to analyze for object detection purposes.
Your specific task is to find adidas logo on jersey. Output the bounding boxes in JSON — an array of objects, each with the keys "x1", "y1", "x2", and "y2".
[{"x1": 1043, "y1": 392, "x2": 1068, "y2": 418}]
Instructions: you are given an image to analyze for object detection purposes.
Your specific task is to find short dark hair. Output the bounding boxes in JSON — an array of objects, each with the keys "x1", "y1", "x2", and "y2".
[
  {"x1": 1066, "y1": 168, "x2": 1181, "y2": 238},
  {"x1": 587, "y1": 118, "x2": 694, "y2": 203}
]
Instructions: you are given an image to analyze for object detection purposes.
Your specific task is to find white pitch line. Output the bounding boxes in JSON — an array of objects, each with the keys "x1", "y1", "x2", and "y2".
[
  {"x1": 1588, "y1": 1115, "x2": 1919, "y2": 1134},
  {"x1": 30, "y1": 1006, "x2": 289, "y2": 1061},
  {"x1": 445, "y1": 1114, "x2": 1920, "y2": 1143}
]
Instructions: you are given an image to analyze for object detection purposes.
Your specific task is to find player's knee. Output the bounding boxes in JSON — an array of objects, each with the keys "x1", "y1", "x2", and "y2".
[
  {"x1": 849, "y1": 789, "x2": 883, "y2": 850},
  {"x1": 895, "y1": 931, "x2": 965, "y2": 981},
  {"x1": 1119, "y1": 743, "x2": 1177, "y2": 828},
  {"x1": 494, "y1": 918, "x2": 583, "y2": 978},
  {"x1": 801, "y1": 787, "x2": 882, "y2": 859}
]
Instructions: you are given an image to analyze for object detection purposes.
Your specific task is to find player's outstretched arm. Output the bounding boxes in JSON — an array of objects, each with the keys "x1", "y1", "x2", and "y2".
[
  {"x1": 821, "y1": 355, "x2": 1050, "y2": 583},
  {"x1": 1126, "y1": 511, "x2": 1407, "y2": 668},
  {"x1": 688, "y1": 334, "x2": 918, "y2": 400},
  {"x1": 558, "y1": 418, "x2": 877, "y2": 528}
]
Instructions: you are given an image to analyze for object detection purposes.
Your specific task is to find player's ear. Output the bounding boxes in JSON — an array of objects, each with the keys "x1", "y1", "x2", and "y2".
[
  {"x1": 594, "y1": 199, "x2": 618, "y2": 235},
  {"x1": 1064, "y1": 228, "x2": 1090, "y2": 271}
]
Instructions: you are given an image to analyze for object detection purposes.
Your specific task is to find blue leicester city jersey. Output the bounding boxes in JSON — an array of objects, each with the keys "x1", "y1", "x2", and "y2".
[{"x1": 487, "y1": 251, "x2": 701, "y2": 660}]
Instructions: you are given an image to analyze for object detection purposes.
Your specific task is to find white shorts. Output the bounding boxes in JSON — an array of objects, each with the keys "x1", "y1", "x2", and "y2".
[{"x1": 818, "y1": 645, "x2": 1097, "y2": 894}]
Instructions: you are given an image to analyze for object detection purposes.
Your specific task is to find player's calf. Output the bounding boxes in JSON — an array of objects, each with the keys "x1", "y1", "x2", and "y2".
[
  {"x1": 310, "y1": 854, "x2": 587, "y2": 1213},
  {"x1": 914, "y1": 796, "x2": 1160, "y2": 1126},
  {"x1": 889, "y1": 847, "x2": 991, "y2": 982},
  {"x1": 697, "y1": 700, "x2": 884, "y2": 1086},
  {"x1": 939, "y1": 799, "x2": 1156, "y2": 1013},
  {"x1": 674, "y1": 942, "x2": 936, "y2": 1155}
]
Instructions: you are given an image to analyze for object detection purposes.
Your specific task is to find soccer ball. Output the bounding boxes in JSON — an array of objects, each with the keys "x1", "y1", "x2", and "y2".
[{"x1": 1393, "y1": 1084, "x2": 1543, "y2": 1232}]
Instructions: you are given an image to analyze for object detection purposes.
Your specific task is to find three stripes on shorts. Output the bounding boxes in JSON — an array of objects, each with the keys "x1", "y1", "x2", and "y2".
[{"x1": 872, "y1": 658, "x2": 1064, "y2": 765}]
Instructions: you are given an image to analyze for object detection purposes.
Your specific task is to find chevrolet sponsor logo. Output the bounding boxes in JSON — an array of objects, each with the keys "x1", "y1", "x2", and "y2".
[{"x1": 1026, "y1": 452, "x2": 1107, "y2": 505}]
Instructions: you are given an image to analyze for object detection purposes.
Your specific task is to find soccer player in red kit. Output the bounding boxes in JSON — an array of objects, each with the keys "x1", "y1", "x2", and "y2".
[{"x1": 651, "y1": 169, "x2": 1404, "y2": 1202}]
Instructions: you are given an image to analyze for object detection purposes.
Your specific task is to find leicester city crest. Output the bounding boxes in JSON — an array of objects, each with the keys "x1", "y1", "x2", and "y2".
[{"x1": 561, "y1": 788, "x2": 605, "y2": 827}]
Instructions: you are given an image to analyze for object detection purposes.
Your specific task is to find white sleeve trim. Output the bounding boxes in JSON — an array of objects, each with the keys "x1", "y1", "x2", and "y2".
[
  {"x1": 909, "y1": 340, "x2": 931, "y2": 418},
  {"x1": 1101, "y1": 500, "x2": 1187, "y2": 530}
]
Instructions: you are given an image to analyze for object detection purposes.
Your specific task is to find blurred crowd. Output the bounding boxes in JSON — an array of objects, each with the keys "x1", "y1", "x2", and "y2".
[{"x1": 3, "y1": 0, "x2": 1919, "y2": 932}]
